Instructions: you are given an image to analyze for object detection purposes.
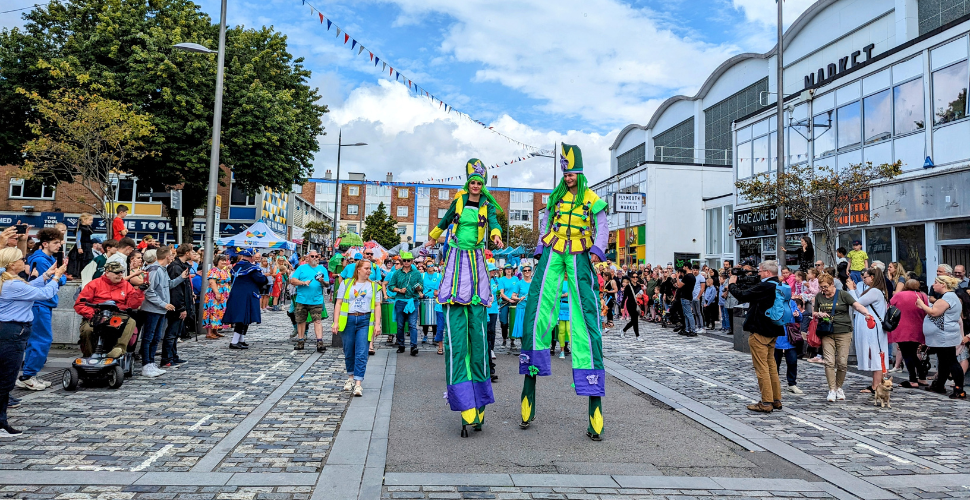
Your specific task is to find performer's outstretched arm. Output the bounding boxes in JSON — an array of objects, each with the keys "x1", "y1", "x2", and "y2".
[
  {"x1": 534, "y1": 210, "x2": 549, "y2": 259},
  {"x1": 590, "y1": 209, "x2": 608, "y2": 262},
  {"x1": 428, "y1": 197, "x2": 459, "y2": 242}
]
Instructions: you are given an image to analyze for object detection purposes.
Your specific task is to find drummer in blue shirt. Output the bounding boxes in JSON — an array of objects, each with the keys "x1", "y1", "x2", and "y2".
[
  {"x1": 497, "y1": 264, "x2": 519, "y2": 347},
  {"x1": 486, "y1": 263, "x2": 501, "y2": 381},
  {"x1": 341, "y1": 252, "x2": 384, "y2": 282},
  {"x1": 421, "y1": 263, "x2": 442, "y2": 345}
]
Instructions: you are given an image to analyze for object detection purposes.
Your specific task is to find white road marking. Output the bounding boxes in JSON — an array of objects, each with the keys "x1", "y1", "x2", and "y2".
[
  {"x1": 188, "y1": 415, "x2": 213, "y2": 431},
  {"x1": 731, "y1": 394, "x2": 755, "y2": 402},
  {"x1": 857, "y1": 443, "x2": 911, "y2": 464},
  {"x1": 669, "y1": 368, "x2": 683, "y2": 374},
  {"x1": 789, "y1": 415, "x2": 826, "y2": 431},
  {"x1": 695, "y1": 378, "x2": 717, "y2": 387},
  {"x1": 642, "y1": 356, "x2": 655, "y2": 362},
  {"x1": 224, "y1": 391, "x2": 245, "y2": 403},
  {"x1": 131, "y1": 444, "x2": 174, "y2": 472},
  {"x1": 252, "y1": 374, "x2": 266, "y2": 384},
  {"x1": 55, "y1": 465, "x2": 127, "y2": 471},
  {"x1": 271, "y1": 360, "x2": 286, "y2": 370}
]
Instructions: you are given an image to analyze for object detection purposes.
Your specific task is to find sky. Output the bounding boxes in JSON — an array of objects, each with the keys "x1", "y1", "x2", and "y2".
[{"x1": 1, "y1": 0, "x2": 816, "y2": 189}]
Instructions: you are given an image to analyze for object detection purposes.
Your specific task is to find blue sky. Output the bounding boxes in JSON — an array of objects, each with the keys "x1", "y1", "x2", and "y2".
[{"x1": 1, "y1": 0, "x2": 815, "y2": 186}]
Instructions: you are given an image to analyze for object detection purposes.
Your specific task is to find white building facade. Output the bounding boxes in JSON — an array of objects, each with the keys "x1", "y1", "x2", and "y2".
[{"x1": 607, "y1": 0, "x2": 970, "y2": 275}]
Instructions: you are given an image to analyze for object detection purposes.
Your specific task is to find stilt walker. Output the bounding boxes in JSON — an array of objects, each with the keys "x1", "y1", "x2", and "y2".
[
  {"x1": 518, "y1": 143, "x2": 608, "y2": 440},
  {"x1": 424, "y1": 159, "x2": 504, "y2": 438}
]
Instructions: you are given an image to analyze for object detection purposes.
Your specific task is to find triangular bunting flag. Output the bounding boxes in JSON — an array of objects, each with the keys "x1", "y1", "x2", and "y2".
[
  {"x1": 351, "y1": 39, "x2": 357, "y2": 50},
  {"x1": 319, "y1": 12, "x2": 323, "y2": 23},
  {"x1": 327, "y1": 19, "x2": 332, "y2": 30},
  {"x1": 336, "y1": 27, "x2": 341, "y2": 37},
  {"x1": 344, "y1": 33, "x2": 349, "y2": 44},
  {"x1": 382, "y1": 62, "x2": 386, "y2": 71},
  {"x1": 369, "y1": 51, "x2": 373, "y2": 61},
  {"x1": 358, "y1": 45, "x2": 365, "y2": 55},
  {"x1": 389, "y1": 66, "x2": 393, "y2": 75},
  {"x1": 374, "y1": 57, "x2": 379, "y2": 66}
]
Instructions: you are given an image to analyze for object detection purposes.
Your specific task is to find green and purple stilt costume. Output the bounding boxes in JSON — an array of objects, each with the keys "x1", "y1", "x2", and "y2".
[{"x1": 519, "y1": 144, "x2": 609, "y2": 439}]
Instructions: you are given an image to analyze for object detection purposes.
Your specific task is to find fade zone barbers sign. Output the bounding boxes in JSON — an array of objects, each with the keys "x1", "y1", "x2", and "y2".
[{"x1": 733, "y1": 206, "x2": 806, "y2": 239}]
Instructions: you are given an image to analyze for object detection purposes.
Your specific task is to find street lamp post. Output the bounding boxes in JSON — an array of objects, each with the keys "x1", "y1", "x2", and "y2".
[
  {"x1": 775, "y1": 0, "x2": 787, "y2": 266},
  {"x1": 173, "y1": 0, "x2": 226, "y2": 335},
  {"x1": 329, "y1": 129, "x2": 368, "y2": 250}
]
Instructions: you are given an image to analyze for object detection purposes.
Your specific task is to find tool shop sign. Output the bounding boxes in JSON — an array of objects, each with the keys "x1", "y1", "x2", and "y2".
[{"x1": 733, "y1": 206, "x2": 806, "y2": 239}]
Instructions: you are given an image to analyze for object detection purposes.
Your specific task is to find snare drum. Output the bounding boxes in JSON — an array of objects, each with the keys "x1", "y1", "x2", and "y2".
[
  {"x1": 507, "y1": 304, "x2": 517, "y2": 334},
  {"x1": 381, "y1": 302, "x2": 397, "y2": 335},
  {"x1": 419, "y1": 298, "x2": 437, "y2": 326}
]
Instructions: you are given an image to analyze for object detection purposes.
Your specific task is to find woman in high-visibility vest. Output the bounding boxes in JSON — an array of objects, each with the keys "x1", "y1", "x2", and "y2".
[{"x1": 332, "y1": 260, "x2": 383, "y2": 397}]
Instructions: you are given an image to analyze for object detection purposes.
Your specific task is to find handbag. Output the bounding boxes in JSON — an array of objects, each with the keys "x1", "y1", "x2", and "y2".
[
  {"x1": 815, "y1": 291, "x2": 838, "y2": 335},
  {"x1": 786, "y1": 323, "x2": 803, "y2": 344},
  {"x1": 806, "y1": 318, "x2": 821, "y2": 348},
  {"x1": 867, "y1": 302, "x2": 896, "y2": 333}
]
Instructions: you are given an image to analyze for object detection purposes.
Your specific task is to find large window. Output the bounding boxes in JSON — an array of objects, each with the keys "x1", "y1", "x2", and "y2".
[
  {"x1": 230, "y1": 180, "x2": 256, "y2": 206},
  {"x1": 863, "y1": 89, "x2": 892, "y2": 144},
  {"x1": 398, "y1": 189, "x2": 408, "y2": 198},
  {"x1": 366, "y1": 185, "x2": 390, "y2": 197},
  {"x1": 813, "y1": 110, "x2": 836, "y2": 158},
  {"x1": 365, "y1": 203, "x2": 379, "y2": 215},
  {"x1": 8, "y1": 178, "x2": 55, "y2": 199},
  {"x1": 837, "y1": 101, "x2": 862, "y2": 152},
  {"x1": 893, "y1": 78, "x2": 926, "y2": 135},
  {"x1": 706, "y1": 207, "x2": 722, "y2": 255},
  {"x1": 737, "y1": 141, "x2": 752, "y2": 178},
  {"x1": 397, "y1": 206, "x2": 408, "y2": 217},
  {"x1": 438, "y1": 208, "x2": 447, "y2": 218},
  {"x1": 705, "y1": 78, "x2": 768, "y2": 165},
  {"x1": 932, "y1": 61, "x2": 968, "y2": 125},
  {"x1": 510, "y1": 209, "x2": 532, "y2": 222},
  {"x1": 347, "y1": 205, "x2": 359, "y2": 215},
  {"x1": 867, "y1": 227, "x2": 893, "y2": 268},
  {"x1": 541, "y1": 194, "x2": 549, "y2": 204},
  {"x1": 895, "y1": 224, "x2": 927, "y2": 282},
  {"x1": 438, "y1": 189, "x2": 450, "y2": 200},
  {"x1": 752, "y1": 135, "x2": 769, "y2": 175},
  {"x1": 348, "y1": 186, "x2": 359, "y2": 196},
  {"x1": 653, "y1": 117, "x2": 694, "y2": 164},
  {"x1": 617, "y1": 143, "x2": 645, "y2": 174}
]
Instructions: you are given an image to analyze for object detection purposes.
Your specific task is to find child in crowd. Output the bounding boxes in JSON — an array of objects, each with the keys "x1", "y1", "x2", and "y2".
[
  {"x1": 775, "y1": 297, "x2": 804, "y2": 394},
  {"x1": 846, "y1": 240, "x2": 869, "y2": 285}
]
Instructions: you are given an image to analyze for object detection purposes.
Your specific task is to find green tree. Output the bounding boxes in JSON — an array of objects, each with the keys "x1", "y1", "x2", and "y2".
[
  {"x1": 735, "y1": 161, "x2": 901, "y2": 262},
  {"x1": 507, "y1": 224, "x2": 539, "y2": 252},
  {"x1": 362, "y1": 202, "x2": 399, "y2": 250},
  {"x1": 19, "y1": 84, "x2": 155, "y2": 222},
  {"x1": 0, "y1": 0, "x2": 327, "y2": 241}
]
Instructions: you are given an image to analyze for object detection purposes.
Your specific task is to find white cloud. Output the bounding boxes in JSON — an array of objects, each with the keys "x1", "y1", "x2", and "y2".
[
  {"x1": 314, "y1": 80, "x2": 615, "y2": 188},
  {"x1": 731, "y1": 0, "x2": 816, "y2": 28}
]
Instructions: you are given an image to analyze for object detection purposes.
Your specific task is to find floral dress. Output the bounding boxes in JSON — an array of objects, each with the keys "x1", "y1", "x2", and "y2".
[{"x1": 204, "y1": 266, "x2": 232, "y2": 329}]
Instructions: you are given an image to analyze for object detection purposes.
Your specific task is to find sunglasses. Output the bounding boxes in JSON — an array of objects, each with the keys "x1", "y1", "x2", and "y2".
[{"x1": 402, "y1": 259, "x2": 413, "y2": 262}]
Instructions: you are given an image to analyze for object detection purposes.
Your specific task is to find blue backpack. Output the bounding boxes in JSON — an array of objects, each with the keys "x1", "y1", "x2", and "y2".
[{"x1": 765, "y1": 282, "x2": 793, "y2": 326}]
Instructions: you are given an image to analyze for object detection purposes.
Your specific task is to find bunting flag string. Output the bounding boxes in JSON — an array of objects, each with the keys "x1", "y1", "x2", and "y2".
[{"x1": 294, "y1": 1, "x2": 551, "y2": 156}]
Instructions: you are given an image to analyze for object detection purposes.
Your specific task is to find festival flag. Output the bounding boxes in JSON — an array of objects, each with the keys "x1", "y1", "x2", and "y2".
[
  {"x1": 344, "y1": 33, "x2": 350, "y2": 44},
  {"x1": 351, "y1": 39, "x2": 357, "y2": 50},
  {"x1": 319, "y1": 12, "x2": 323, "y2": 23},
  {"x1": 326, "y1": 19, "x2": 331, "y2": 30}
]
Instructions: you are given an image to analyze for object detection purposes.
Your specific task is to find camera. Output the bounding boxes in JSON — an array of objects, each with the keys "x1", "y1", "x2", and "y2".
[{"x1": 731, "y1": 266, "x2": 760, "y2": 288}]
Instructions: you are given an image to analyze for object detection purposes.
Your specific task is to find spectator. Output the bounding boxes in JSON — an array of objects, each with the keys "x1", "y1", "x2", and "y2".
[
  {"x1": 203, "y1": 254, "x2": 232, "y2": 340},
  {"x1": 15, "y1": 228, "x2": 67, "y2": 392},
  {"x1": 719, "y1": 273, "x2": 731, "y2": 332},
  {"x1": 601, "y1": 269, "x2": 617, "y2": 329},
  {"x1": 801, "y1": 268, "x2": 820, "y2": 358},
  {"x1": 0, "y1": 247, "x2": 66, "y2": 435},
  {"x1": 3, "y1": 223, "x2": 30, "y2": 256},
  {"x1": 886, "y1": 262, "x2": 908, "y2": 298},
  {"x1": 90, "y1": 239, "x2": 117, "y2": 282},
  {"x1": 289, "y1": 250, "x2": 330, "y2": 352},
  {"x1": 813, "y1": 273, "x2": 872, "y2": 402},
  {"x1": 67, "y1": 213, "x2": 95, "y2": 278},
  {"x1": 675, "y1": 268, "x2": 697, "y2": 336},
  {"x1": 140, "y1": 248, "x2": 174, "y2": 377},
  {"x1": 779, "y1": 236, "x2": 815, "y2": 273},
  {"x1": 728, "y1": 260, "x2": 786, "y2": 413},
  {"x1": 388, "y1": 252, "x2": 424, "y2": 355},
  {"x1": 108, "y1": 238, "x2": 135, "y2": 274},
  {"x1": 954, "y1": 265, "x2": 968, "y2": 290},
  {"x1": 74, "y1": 261, "x2": 145, "y2": 358},
  {"x1": 929, "y1": 264, "x2": 954, "y2": 301},
  {"x1": 111, "y1": 205, "x2": 129, "y2": 241},
  {"x1": 692, "y1": 267, "x2": 705, "y2": 333},
  {"x1": 775, "y1": 297, "x2": 804, "y2": 394},
  {"x1": 848, "y1": 267, "x2": 889, "y2": 395},
  {"x1": 258, "y1": 255, "x2": 274, "y2": 310},
  {"x1": 836, "y1": 248, "x2": 849, "y2": 283},
  {"x1": 703, "y1": 276, "x2": 718, "y2": 330},
  {"x1": 333, "y1": 259, "x2": 382, "y2": 397},
  {"x1": 620, "y1": 277, "x2": 639, "y2": 340},
  {"x1": 916, "y1": 275, "x2": 964, "y2": 399},
  {"x1": 890, "y1": 279, "x2": 929, "y2": 388},
  {"x1": 846, "y1": 240, "x2": 869, "y2": 285},
  {"x1": 422, "y1": 262, "x2": 442, "y2": 345},
  {"x1": 160, "y1": 244, "x2": 193, "y2": 367}
]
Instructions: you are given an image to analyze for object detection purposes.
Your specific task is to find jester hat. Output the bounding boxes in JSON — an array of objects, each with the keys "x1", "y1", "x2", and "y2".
[
  {"x1": 559, "y1": 143, "x2": 584, "y2": 174},
  {"x1": 466, "y1": 158, "x2": 487, "y2": 183}
]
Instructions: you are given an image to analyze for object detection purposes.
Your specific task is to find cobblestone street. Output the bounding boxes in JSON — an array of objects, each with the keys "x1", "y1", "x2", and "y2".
[{"x1": 1, "y1": 313, "x2": 969, "y2": 499}]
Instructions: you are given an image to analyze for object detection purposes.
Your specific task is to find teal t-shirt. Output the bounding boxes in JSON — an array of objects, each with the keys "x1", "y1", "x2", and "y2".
[
  {"x1": 341, "y1": 262, "x2": 384, "y2": 282},
  {"x1": 514, "y1": 279, "x2": 533, "y2": 300},
  {"x1": 498, "y1": 276, "x2": 519, "y2": 303},
  {"x1": 487, "y1": 278, "x2": 501, "y2": 314},
  {"x1": 291, "y1": 263, "x2": 329, "y2": 305}
]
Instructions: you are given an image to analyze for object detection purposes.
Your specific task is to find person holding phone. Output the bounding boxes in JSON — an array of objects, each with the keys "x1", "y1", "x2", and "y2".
[{"x1": 14, "y1": 228, "x2": 67, "y2": 391}]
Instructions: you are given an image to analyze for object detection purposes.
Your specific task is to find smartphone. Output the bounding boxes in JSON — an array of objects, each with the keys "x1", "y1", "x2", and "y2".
[{"x1": 15, "y1": 224, "x2": 27, "y2": 234}]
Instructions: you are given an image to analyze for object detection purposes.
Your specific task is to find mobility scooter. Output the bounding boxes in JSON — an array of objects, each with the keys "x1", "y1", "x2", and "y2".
[{"x1": 63, "y1": 301, "x2": 138, "y2": 390}]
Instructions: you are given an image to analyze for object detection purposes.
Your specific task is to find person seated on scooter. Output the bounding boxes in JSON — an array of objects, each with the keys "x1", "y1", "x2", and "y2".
[{"x1": 74, "y1": 261, "x2": 145, "y2": 357}]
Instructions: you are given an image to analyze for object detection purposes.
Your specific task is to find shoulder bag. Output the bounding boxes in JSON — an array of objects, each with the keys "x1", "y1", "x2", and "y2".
[
  {"x1": 870, "y1": 299, "x2": 900, "y2": 332},
  {"x1": 815, "y1": 291, "x2": 839, "y2": 335}
]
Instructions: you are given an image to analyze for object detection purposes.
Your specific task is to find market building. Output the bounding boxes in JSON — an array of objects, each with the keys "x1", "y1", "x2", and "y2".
[{"x1": 606, "y1": 0, "x2": 970, "y2": 274}]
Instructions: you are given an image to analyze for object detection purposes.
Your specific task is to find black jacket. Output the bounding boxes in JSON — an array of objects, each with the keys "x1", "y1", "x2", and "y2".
[
  {"x1": 168, "y1": 257, "x2": 194, "y2": 315},
  {"x1": 728, "y1": 277, "x2": 785, "y2": 337}
]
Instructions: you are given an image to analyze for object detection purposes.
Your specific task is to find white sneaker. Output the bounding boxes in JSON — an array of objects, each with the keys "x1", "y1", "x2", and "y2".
[
  {"x1": 142, "y1": 365, "x2": 154, "y2": 377},
  {"x1": 490, "y1": 351, "x2": 496, "y2": 360},
  {"x1": 153, "y1": 363, "x2": 167, "y2": 375},
  {"x1": 353, "y1": 385, "x2": 363, "y2": 397},
  {"x1": 826, "y1": 390, "x2": 837, "y2": 402},
  {"x1": 636, "y1": 336, "x2": 644, "y2": 342},
  {"x1": 788, "y1": 385, "x2": 803, "y2": 394},
  {"x1": 343, "y1": 380, "x2": 354, "y2": 391},
  {"x1": 619, "y1": 331, "x2": 625, "y2": 338},
  {"x1": 15, "y1": 377, "x2": 46, "y2": 391},
  {"x1": 836, "y1": 388, "x2": 846, "y2": 400}
]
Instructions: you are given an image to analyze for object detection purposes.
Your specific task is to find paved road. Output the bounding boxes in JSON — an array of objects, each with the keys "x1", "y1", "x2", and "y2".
[{"x1": 388, "y1": 340, "x2": 820, "y2": 479}]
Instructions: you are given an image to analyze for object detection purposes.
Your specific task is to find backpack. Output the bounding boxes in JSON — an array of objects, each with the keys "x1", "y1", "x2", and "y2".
[{"x1": 765, "y1": 281, "x2": 793, "y2": 326}]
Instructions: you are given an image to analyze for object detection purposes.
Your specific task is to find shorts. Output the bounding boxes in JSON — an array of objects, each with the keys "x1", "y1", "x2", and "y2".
[{"x1": 294, "y1": 303, "x2": 324, "y2": 323}]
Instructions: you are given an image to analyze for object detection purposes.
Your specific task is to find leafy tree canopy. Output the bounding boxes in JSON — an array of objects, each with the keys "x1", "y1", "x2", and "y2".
[{"x1": 362, "y1": 202, "x2": 400, "y2": 250}]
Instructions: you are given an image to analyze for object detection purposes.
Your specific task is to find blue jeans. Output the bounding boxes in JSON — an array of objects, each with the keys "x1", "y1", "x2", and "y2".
[
  {"x1": 720, "y1": 306, "x2": 731, "y2": 330},
  {"x1": 341, "y1": 314, "x2": 371, "y2": 380},
  {"x1": 850, "y1": 270, "x2": 863, "y2": 285},
  {"x1": 774, "y1": 347, "x2": 798, "y2": 386},
  {"x1": 161, "y1": 315, "x2": 184, "y2": 365},
  {"x1": 680, "y1": 299, "x2": 696, "y2": 332},
  {"x1": 395, "y1": 301, "x2": 419, "y2": 348},
  {"x1": 22, "y1": 305, "x2": 52, "y2": 377},
  {"x1": 434, "y1": 311, "x2": 445, "y2": 342},
  {"x1": 0, "y1": 322, "x2": 31, "y2": 424},
  {"x1": 487, "y1": 312, "x2": 498, "y2": 352},
  {"x1": 140, "y1": 312, "x2": 168, "y2": 366}
]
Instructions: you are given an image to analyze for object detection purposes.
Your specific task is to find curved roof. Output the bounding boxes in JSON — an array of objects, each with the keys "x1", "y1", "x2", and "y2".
[{"x1": 609, "y1": 0, "x2": 840, "y2": 152}]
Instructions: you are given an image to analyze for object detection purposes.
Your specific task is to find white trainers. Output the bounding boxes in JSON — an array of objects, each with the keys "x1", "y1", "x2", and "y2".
[
  {"x1": 353, "y1": 385, "x2": 363, "y2": 397},
  {"x1": 343, "y1": 380, "x2": 354, "y2": 391},
  {"x1": 142, "y1": 365, "x2": 153, "y2": 377},
  {"x1": 153, "y1": 363, "x2": 167, "y2": 375},
  {"x1": 490, "y1": 351, "x2": 496, "y2": 360},
  {"x1": 788, "y1": 385, "x2": 803, "y2": 394},
  {"x1": 836, "y1": 388, "x2": 846, "y2": 400},
  {"x1": 636, "y1": 336, "x2": 644, "y2": 342},
  {"x1": 826, "y1": 390, "x2": 837, "y2": 402},
  {"x1": 15, "y1": 376, "x2": 46, "y2": 391}
]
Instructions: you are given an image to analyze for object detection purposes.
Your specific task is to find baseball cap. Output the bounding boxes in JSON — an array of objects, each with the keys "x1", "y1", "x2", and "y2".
[{"x1": 104, "y1": 261, "x2": 125, "y2": 274}]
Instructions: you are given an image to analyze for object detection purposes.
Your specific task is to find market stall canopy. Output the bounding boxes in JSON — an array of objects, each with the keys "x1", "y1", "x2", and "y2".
[
  {"x1": 336, "y1": 232, "x2": 364, "y2": 249},
  {"x1": 216, "y1": 220, "x2": 296, "y2": 250}
]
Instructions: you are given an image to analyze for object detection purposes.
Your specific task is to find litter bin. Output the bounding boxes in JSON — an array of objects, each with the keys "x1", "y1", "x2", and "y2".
[{"x1": 732, "y1": 306, "x2": 750, "y2": 353}]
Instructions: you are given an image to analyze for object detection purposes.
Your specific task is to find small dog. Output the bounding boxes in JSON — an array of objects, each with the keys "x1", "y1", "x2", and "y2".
[{"x1": 874, "y1": 375, "x2": 893, "y2": 408}]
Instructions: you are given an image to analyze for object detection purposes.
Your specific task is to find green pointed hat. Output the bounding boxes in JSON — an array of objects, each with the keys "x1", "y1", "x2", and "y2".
[
  {"x1": 559, "y1": 143, "x2": 583, "y2": 174},
  {"x1": 466, "y1": 158, "x2": 487, "y2": 183}
]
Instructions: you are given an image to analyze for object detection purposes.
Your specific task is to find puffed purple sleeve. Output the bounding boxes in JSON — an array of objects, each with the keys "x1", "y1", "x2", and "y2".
[
  {"x1": 534, "y1": 209, "x2": 549, "y2": 258},
  {"x1": 590, "y1": 210, "x2": 608, "y2": 261}
]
